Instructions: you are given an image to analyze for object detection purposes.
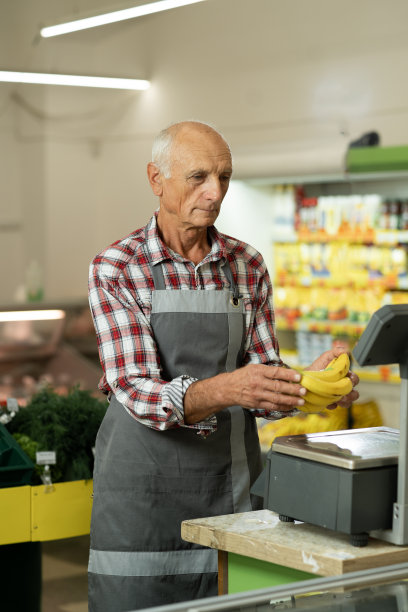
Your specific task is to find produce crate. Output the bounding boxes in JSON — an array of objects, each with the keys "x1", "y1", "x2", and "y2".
[
  {"x1": 0, "y1": 485, "x2": 32, "y2": 544},
  {"x1": 0, "y1": 423, "x2": 34, "y2": 487},
  {"x1": 0, "y1": 479, "x2": 93, "y2": 545}
]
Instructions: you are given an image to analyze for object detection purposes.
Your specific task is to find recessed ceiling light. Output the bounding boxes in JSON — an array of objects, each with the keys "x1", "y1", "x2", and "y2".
[
  {"x1": 0, "y1": 71, "x2": 150, "y2": 90},
  {"x1": 40, "y1": 0, "x2": 208, "y2": 38},
  {"x1": 0, "y1": 310, "x2": 65, "y2": 322}
]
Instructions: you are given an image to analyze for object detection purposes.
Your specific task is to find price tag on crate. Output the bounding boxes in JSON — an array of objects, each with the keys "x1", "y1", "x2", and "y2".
[
  {"x1": 6, "y1": 398, "x2": 19, "y2": 413},
  {"x1": 36, "y1": 451, "x2": 57, "y2": 465}
]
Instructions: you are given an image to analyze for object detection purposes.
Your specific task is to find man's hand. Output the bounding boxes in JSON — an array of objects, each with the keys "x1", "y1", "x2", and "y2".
[
  {"x1": 184, "y1": 363, "x2": 306, "y2": 425},
  {"x1": 183, "y1": 346, "x2": 360, "y2": 425},
  {"x1": 228, "y1": 363, "x2": 306, "y2": 412}
]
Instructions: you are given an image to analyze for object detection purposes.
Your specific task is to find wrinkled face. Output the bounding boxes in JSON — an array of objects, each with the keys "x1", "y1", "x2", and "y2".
[{"x1": 159, "y1": 127, "x2": 233, "y2": 229}]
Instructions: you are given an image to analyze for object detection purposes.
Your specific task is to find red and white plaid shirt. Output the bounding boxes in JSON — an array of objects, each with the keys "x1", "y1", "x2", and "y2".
[{"x1": 88, "y1": 211, "x2": 292, "y2": 434}]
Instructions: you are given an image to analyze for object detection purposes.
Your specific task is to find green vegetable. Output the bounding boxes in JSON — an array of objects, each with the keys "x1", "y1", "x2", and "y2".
[
  {"x1": 12, "y1": 433, "x2": 46, "y2": 483},
  {"x1": 7, "y1": 385, "x2": 107, "y2": 484}
]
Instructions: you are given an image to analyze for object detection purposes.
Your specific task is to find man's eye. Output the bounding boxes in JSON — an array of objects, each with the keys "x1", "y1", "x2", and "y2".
[{"x1": 220, "y1": 175, "x2": 231, "y2": 182}]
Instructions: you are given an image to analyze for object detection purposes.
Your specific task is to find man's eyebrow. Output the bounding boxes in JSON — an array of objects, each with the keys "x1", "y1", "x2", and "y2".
[
  {"x1": 186, "y1": 168, "x2": 207, "y2": 177},
  {"x1": 185, "y1": 167, "x2": 233, "y2": 178}
]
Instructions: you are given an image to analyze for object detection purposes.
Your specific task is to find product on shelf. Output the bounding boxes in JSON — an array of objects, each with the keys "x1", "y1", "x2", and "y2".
[
  {"x1": 296, "y1": 331, "x2": 333, "y2": 365},
  {"x1": 274, "y1": 241, "x2": 408, "y2": 291},
  {"x1": 295, "y1": 192, "x2": 408, "y2": 243}
]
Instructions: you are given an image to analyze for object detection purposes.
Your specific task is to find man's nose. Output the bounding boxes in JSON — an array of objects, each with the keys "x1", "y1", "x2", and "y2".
[{"x1": 205, "y1": 177, "x2": 223, "y2": 201}]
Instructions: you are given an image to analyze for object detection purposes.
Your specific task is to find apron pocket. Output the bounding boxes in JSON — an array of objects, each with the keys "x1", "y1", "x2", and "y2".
[{"x1": 92, "y1": 471, "x2": 233, "y2": 551}]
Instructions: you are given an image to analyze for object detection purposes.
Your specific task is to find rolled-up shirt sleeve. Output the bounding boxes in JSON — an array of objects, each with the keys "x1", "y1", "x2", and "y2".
[
  {"x1": 242, "y1": 266, "x2": 299, "y2": 421},
  {"x1": 89, "y1": 270, "x2": 216, "y2": 432}
]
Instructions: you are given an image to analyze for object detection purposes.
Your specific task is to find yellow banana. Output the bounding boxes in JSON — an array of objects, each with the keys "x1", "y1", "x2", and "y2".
[
  {"x1": 301, "y1": 373, "x2": 353, "y2": 398},
  {"x1": 302, "y1": 353, "x2": 350, "y2": 383},
  {"x1": 296, "y1": 354, "x2": 353, "y2": 414},
  {"x1": 304, "y1": 390, "x2": 343, "y2": 406},
  {"x1": 327, "y1": 375, "x2": 353, "y2": 397}
]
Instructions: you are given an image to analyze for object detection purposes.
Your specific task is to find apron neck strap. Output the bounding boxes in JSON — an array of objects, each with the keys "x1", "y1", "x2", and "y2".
[
  {"x1": 222, "y1": 259, "x2": 240, "y2": 302},
  {"x1": 144, "y1": 226, "x2": 166, "y2": 289},
  {"x1": 150, "y1": 262, "x2": 166, "y2": 290}
]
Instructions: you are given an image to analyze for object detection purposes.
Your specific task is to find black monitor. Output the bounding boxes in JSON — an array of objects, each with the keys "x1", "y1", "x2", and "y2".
[{"x1": 353, "y1": 304, "x2": 408, "y2": 374}]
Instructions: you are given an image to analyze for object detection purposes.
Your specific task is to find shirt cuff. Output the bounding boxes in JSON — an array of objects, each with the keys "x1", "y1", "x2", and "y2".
[
  {"x1": 162, "y1": 375, "x2": 218, "y2": 433},
  {"x1": 258, "y1": 408, "x2": 301, "y2": 420}
]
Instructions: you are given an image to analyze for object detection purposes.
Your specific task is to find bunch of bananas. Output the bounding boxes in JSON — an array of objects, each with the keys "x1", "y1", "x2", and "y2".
[{"x1": 298, "y1": 353, "x2": 353, "y2": 414}]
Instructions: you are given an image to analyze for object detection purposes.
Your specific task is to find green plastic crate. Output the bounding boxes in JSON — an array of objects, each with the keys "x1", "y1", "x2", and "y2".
[{"x1": 0, "y1": 424, "x2": 34, "y2": 488}]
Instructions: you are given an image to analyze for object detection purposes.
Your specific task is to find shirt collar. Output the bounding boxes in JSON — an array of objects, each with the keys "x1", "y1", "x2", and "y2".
[
  {"x1": 145, "y1": 211, "x2": 227, "y2": 266},
  {"x1": 144, "y1": 211, "x2": 173, "y2": 265}
]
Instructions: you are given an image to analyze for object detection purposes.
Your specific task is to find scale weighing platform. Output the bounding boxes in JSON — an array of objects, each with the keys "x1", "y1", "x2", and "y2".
[{"x1": 252, "y1": 304, "x2": 408, "y2": 546}]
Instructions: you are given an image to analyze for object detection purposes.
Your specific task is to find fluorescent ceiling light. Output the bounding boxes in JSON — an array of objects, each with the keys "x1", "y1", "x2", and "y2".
[
  {"x1": 0, "y1": 71, "x2": 150, "y2": 90},
  {"x1": 0, "y1": 310, "x2": 65, "y2": 322},
  {"x1": 40, "y1": 0, "x2": 208, "y2": 37}
]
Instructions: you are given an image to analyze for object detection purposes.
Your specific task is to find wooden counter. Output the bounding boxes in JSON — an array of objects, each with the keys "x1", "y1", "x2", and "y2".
[{"x1": 181, "y1": 510, "x2": 408, "y2": 594}]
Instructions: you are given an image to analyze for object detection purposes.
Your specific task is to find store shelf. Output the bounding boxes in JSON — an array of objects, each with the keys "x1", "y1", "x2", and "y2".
[
  {"x1": 0, "y1": 479, "x2": 93, "y2": 545},
  {"x1": 353, "y1": 367, "x2": 400, "y2": 384},
  {"x1": 285, "y1": 229, "x2": 408, "y2": 246},
  {"x1": 276, "y1": 317, "x2": 367, "y2": 336},
  {"x1": 292, "y1": 229, "x2": 408, "y2": 246}
]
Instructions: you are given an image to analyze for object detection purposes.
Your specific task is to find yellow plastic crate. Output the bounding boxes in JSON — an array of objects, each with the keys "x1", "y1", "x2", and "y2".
[
  {"x1": 0, "y1": 479, "x2": 93, "y2": 544},
  {"x1": 0, "y1": 485, "x2": 31, "y2": 545}
]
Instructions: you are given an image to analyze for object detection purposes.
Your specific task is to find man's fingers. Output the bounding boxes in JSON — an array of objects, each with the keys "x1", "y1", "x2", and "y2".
[
  {"x1": 348, "y1": 371, "x2": 360, "y2": 387},
  {"x1": 259, "y1": 377, "x2": 305, "y2": 396},
  {"x1": 337, "y1": 389, "x2": 360, "y2": 407},
  {"x1": 251, "y1": 385, "x2": 306, "y2": 409},
  {"x1": 264, "y1": 365, "x2": 302, "y2": 383},
  {"x1": 236, "y1": 364, "x2": 308, "y2": 411},
  {"x1": 326, "y1": 389, "x2": 360, "y2": 410}
]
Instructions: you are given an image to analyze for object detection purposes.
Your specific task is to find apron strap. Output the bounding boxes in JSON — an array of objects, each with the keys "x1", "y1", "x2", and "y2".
[
  {"x1": 150, "y1": 261, "x2": 166, "y2": 290},
  {"x1": 221, "y1": 259, "x2": 241, "y2": 304},
  {"x1": 143, "y1": 226, "x2": 166, "y2": 289}
]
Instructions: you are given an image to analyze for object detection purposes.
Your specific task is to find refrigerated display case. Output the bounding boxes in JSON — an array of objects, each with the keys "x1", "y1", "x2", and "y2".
[
  {"x1": 140, "y1": 561, "x2": 408, "y2": 612},
  {"x1": 0, "y1": 302, "x2": 102, "y2": 403}
]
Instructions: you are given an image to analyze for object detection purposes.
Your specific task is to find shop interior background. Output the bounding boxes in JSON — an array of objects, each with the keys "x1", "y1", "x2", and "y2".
[
  {"x1": 2, "y1": 0, "x2": 408, "y2": 302},
  {"x1": 1, "y1": 0, "x2": 407, "y2": 427},
  {"x1": 1, "y1": 3, "x2": 408, "y2": 609}
]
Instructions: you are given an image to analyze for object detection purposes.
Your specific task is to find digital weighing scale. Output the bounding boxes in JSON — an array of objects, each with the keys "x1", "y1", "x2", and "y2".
[{"x1": 252, "y1": 303, "x2": 408, "y2": 546}]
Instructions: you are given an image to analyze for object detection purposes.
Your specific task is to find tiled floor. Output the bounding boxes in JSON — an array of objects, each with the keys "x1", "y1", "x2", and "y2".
[{"x1": 42, "y1": 535, "x2": 89, "y2": 612}]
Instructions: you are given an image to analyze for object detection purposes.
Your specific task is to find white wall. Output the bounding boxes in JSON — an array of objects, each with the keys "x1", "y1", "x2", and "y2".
[
  {"x1": 2, "y1": 0, "x2": 408, "y2": 302},
  {"x1": 0, "y1": 3, "x2": 48, "y2": 303},
  {"x1": 217, "y1": 181, "x2": 298, "y2": 277},
  {"x1": 217, "y1": 181, "x2": 276, "y2": 273}
]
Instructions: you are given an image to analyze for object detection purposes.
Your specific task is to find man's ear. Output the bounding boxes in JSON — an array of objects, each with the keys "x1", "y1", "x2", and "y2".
[{"x1": 147, "y1": 162, "x2": 163, "y2": 196}]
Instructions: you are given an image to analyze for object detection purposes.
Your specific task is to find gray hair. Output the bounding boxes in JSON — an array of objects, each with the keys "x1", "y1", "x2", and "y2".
[
  {"x1": 151, "y1": 120, "x2": 228, "y2": 179},
  {"x1": 151, "y1": 128, "x2": 174, "y2": 178}
]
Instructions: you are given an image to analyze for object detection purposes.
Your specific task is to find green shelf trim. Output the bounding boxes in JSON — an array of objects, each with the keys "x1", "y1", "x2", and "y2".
[
  {"x1": 346, "y1": 145, "x2": 408, "y2": 174},
  {"x1": 227, "y1": 552, "x2": 315, "y2": 594}
]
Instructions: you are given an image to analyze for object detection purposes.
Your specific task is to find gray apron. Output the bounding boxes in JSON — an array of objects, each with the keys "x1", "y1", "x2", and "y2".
[{"x1": 88, "y1": 252, "x2": 263, "y2": 612}]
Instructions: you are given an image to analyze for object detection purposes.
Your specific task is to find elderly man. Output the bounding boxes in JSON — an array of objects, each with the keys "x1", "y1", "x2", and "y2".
[{"x1": 87, "y1": 121, "x2": 359, "y2": 611}]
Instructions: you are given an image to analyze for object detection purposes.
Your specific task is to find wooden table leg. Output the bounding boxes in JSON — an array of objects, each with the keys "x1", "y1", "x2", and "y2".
[{"x1": 218, "y1": 550, "x2": 228, "y2": 595}]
